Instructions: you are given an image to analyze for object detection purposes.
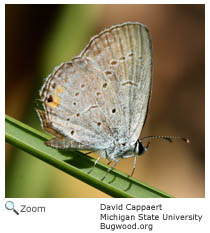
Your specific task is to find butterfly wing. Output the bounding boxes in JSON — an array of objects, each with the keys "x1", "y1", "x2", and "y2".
[
  {"x1": 81, "y1": 22, "x2": 152, "y2": 143},
  {"x1": 37, "y1": 109, "x2": 97, "y2": 150},
  {"x1": 39, "y1": 55, "x2": 126, "y2": 150},
  {"x1": 38, "y1": 22, "x2": 152, "y2": 151}
]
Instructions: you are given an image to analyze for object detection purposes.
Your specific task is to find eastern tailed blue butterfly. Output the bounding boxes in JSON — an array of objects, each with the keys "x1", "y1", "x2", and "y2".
[{"x1": 37, "y1": 22, "x2": 189, "y2": 180}]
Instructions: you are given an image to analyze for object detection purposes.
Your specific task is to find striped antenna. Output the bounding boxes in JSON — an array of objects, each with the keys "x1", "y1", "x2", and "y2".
[{"x1": 140, "y1": 135, "x2": 190, "y2": 144}]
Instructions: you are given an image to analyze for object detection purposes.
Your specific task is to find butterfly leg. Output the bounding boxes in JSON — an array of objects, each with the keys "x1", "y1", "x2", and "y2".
[
  {"x1": 130, "y1": 156, "x2": 137, "y2": 176},
  {"x1": 107, "y1": 161, "x2": 112, "y2": 166},
  {"x1": 101, "y1": 159, "x2": 120, "y2": 181},
  {"x1": 87, "y1": 156, "x2": 101, "y2": 174},
  {"x1": 85, "y1": 151, "x2": 94, "y2": 155}
]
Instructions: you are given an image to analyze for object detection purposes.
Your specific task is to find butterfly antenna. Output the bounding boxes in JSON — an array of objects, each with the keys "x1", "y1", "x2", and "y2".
[{"x1": 141, "y1": 135, "x2": 190, "y2": 146}]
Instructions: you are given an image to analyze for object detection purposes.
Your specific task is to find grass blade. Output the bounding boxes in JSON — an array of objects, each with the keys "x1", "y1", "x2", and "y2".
[{"x1": 5, "y1": 114, "x2": 173, "y2": 198}]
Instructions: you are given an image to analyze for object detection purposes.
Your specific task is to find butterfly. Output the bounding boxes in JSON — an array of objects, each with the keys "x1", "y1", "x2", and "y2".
[{"x1": 37, "y1": 22, "x2": 189, "y2": 180}]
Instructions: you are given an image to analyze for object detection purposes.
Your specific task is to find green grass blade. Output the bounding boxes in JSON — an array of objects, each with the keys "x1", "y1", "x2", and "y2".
[{"x1": 5, "y1": 114, "x2": 173, "y2": 198}]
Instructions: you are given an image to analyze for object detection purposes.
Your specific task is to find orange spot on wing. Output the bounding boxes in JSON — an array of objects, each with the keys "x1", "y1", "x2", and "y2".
[
  {"x1": 55, "y1": 86, "x2": 63, "y2": 94},
  {"x1": 47, "y1": 95, "x2": 60, "y2": 108}
]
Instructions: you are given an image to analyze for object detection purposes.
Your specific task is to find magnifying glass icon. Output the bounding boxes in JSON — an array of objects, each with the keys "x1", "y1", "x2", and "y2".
[{"x1": 5, "y1": 201, "x2": 19, "y2": 215}]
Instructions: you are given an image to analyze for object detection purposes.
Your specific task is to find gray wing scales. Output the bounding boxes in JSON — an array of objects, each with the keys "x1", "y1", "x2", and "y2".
[
  {"x1": 39, "y1": 57, "x2": 125, "y2": 150},
  {"x1": 38, "y1": 22, "x2": 152, "y2": 151},
  {"x1": 37, "y1": 109, "x2": 95, "y2": 150},
  {"x1": 81, "y1": 22, "x2": 152, "y2": 142}
]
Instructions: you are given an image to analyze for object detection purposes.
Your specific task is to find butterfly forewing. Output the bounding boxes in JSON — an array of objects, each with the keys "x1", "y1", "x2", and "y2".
[{"x1": 81, "y1": 22, "x2": 152, "y2": 142}]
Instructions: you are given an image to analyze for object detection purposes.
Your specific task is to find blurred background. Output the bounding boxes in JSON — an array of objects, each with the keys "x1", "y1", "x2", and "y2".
[{"x1": 5, "y1": 4, "x2": 205, "y2": 198}]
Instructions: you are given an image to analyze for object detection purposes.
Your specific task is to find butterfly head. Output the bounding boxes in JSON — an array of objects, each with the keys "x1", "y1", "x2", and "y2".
[
  {"x1": 99, "y1": 139, "x2": 146, "y2": 161},
  {"x1": 133, "y1": 139, "x2": 147, "y2": 156}
]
